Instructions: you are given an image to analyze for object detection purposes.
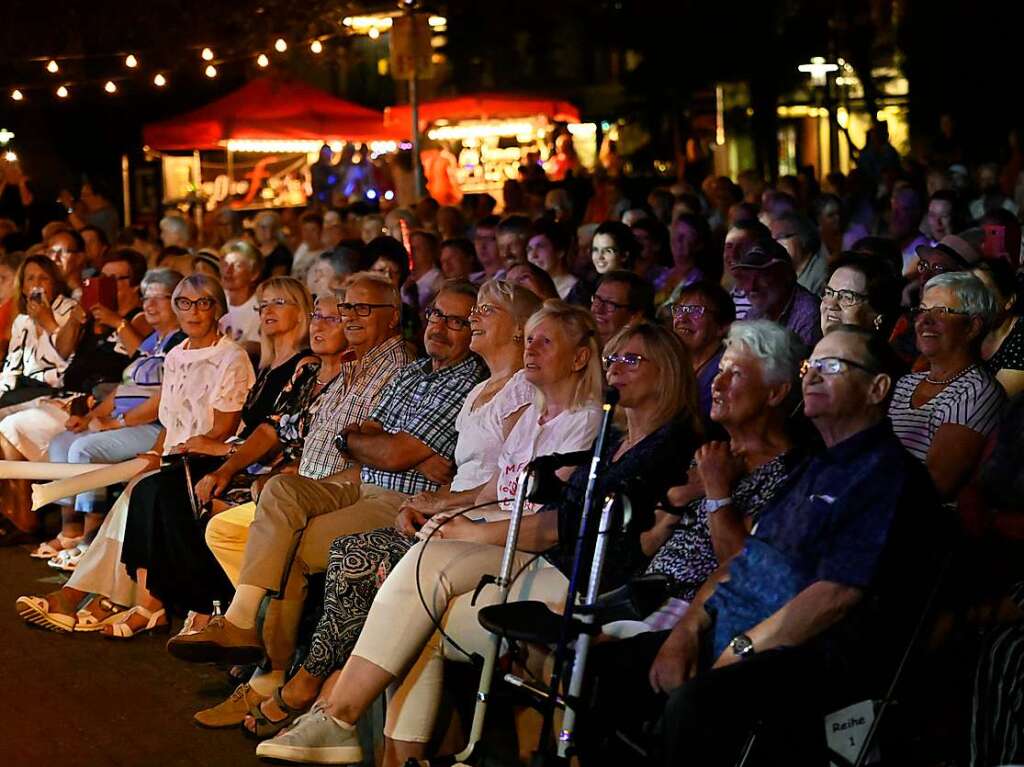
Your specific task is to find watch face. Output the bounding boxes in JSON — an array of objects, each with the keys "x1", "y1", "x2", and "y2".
[{"x1": 731, "y1": 634, "x2": 753, "y2": 656}]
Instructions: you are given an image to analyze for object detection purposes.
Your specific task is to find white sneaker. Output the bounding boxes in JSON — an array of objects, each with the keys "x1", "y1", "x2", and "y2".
[{"x1": 255, "y1": 701, "x2": 364, "y2": 764}]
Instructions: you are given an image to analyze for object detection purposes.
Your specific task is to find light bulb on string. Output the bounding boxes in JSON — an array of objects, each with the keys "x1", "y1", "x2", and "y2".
[
  {"x1": 11, "y1": 90, "x2": 24, "y2": 102},
  {"x1": 368, "y1": 27, "x2": 380, "y2": 39},
  {"x1": 153, "y1": 73, "x2": 167, "y2": 87},
  {"x1": 46, "y1": 60, "x2": 59, "y2": 74},
  {"x1": 201, "y1": 47, "x2": 214, "y2": 61},
  {"x1": 257, "y1": 53, "x2": 270, "y2": 67},
  {"x1": 104, "y1": 80, "x2": 117, "y2": 94},
  {"x1": 56, "y1": 85, "x2": 69, "y2": 98},
  {"x1": 124, "y1": 54, "x2": 138, "y2": 68},
  {"x1": 205, "y1": 64, "x2": 218, "y2": 78},
  {"x1": 274, "y1": 38, "x2": 288, "y2": 53},
  {"x1": 310, "y1": 39, "x2": 323, "y2": 54}
]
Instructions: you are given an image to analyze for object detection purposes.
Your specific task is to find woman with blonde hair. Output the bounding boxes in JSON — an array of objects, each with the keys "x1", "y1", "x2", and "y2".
[{"x1": 256, "y1": 321, "x2": 701, "y2": 766}]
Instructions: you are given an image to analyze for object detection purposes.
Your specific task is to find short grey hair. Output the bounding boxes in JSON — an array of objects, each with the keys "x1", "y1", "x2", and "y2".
[
  {"x1": 924, "y1": 272, "x2": 998, "y2": 330},
  {"x1": 172, "y1": 273, "x2": 228, "y2": 320},
  {"x1": 344, "y1": 270, "x2": 401, "y2": 311},
  {"x1": 220, "y1": 239, "x2": 264, "y2": 273},
  {"x1": 141, "y1": 268, "x2": 184, "y2": 296},
  {"x1": 724, "y1": 319, "x2": 804, "y2": 385},
  {"x1": 159, "y1": 215, "x2": 191, "y2": 243}
]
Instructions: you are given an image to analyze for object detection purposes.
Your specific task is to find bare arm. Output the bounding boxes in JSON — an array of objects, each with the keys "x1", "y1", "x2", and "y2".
[
  {"x1": 713, "y1": 581, "x2": 862, "y2": 668},
  {"x1": 926, "y1": 423, "x2": 987, "y2": 500},
  {"x1": 346, "y1": 428, "x2": 436, "y2": 472}
]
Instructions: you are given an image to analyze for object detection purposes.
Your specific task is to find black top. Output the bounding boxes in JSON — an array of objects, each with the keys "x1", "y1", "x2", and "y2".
[
  {"x1": 260, "y1": 244, "x2": 293, "y2": 280},
  {"x1": 238, "y1": 349, "x2": 309, "y2": 439},
  {"x1": 987, "y1": 317, "x2": 1024, "y2": 375},
  {"x1": 546, "y1": 416, "x2": 700, "y2": 593}
]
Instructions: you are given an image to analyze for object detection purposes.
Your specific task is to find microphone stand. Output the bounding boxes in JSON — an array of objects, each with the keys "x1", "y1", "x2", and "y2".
[{"x1": 531, "y1": 389, "x2": 619, "y2": 766}]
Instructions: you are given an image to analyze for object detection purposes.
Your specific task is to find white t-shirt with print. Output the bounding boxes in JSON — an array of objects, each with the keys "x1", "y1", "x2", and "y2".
[
  {"x1": 480, "y1": 400, "x2": 603, "y2": 520},
  {"x1": 158, "y1": 336, "x2": 256, "y2": 449},
  {"x1": 219, "y1": 293, "x2": 261, "y2": 345}
]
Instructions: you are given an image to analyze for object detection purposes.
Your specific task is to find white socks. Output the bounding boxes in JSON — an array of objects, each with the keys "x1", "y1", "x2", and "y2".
[{"x1": 225, "y1": 584, "x2": 265, "y2": 629}]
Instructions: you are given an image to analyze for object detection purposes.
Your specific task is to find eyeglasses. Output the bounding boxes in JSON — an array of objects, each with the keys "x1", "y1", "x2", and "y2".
[
  {"x1": 424, "y1": 306, "x2": 472, "y2": 331},
  {"x1": 338, "y1": 302, "x2": 393, "y2": 317},
  {"x1": 470, "y1": 303, "x2": 503, "y2": 318},
  {"x1": 800, "y1": 356, "x2": 877, "y2": 377},
  {"x1": 592, "y1": 294, "x2": 631, "y2": 313},
  {"x1": 822, "y1": 286, "x2": 869, "y2": 308},
  {"x1": 309, "y1": 312, "x2": 345, "y2": 325},
  {"x1": 910, "y1": 305, "x2": 971, "y2": 321},
  {"x1": 671, "y1": 303, "x2": 707, "y2": 319},
  {"x1": 603, "y1": 352, "x2": 648, "y2": 370},
  {"x1": 917, "y1": 259, "x2": 951, "y2": 275},
  {"x1": 174, "y1": 296, "x2": 217, "y2": 312},
  {"x1": 254, "y1": 298, "x2": 298, "y2": 313}
]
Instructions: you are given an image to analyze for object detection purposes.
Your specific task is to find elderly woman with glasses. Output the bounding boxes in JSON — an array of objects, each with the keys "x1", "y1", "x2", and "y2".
[
  {"x1": 16, "y1": 273, "x2": 257, "y2": 634},
  {"x1": 254, "y1": 322, "x2": 701, "y2": 766},
  {"x1": 888, "y1": 272, "x2": 1007, "y2": 500},
  {"x1": 671, "y1": 280, "x2": 736, "y2": 428},
  {"x1": 819, "y1": 254, "x2": 902, "y2": 338}
]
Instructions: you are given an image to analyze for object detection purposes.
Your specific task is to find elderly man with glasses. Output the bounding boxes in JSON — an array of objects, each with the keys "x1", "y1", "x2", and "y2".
[
  {"x1": 169, "y1": 279, "x2": 484, "y2": 724},
  {"x1": 649, "y1": 324, "x2": 948, "y2": 766}
]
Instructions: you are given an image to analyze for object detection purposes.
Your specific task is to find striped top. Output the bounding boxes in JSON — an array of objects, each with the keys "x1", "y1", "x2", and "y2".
[{"x1": 888, "y1": 367, "x2": 1006, "y2": 463}]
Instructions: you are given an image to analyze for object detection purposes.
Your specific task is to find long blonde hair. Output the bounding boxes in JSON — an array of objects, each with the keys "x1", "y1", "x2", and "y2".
[
  {"x1": 524, "y1": 299, "x2": 604, "y2": 411},
  {"x1": 255, "y1": 276, "x2": 313, "y2": 369}
]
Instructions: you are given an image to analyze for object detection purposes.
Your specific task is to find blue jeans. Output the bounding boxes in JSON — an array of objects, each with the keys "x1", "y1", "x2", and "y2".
[{"x1": 48, "y1": 425, "x2": 161, "y2": 512}]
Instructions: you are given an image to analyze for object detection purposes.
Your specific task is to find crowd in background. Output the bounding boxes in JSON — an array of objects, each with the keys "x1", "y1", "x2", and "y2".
[{"x1": 0, "y1": 122, "x2": 1023, "y2": 766}]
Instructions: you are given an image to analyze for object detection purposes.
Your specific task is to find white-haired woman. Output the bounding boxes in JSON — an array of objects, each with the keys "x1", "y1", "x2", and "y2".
[
  {"x1": 254, "y1": 210, "x2": 293, "y2": 279},
  {"x1": 644, "y1": 320, "x2": 806, "y2": 615},
  {"x1": 889, "y1": 272, "x2": 1007, "y2": 500},
  {"x1": 17, "y1": 273, "x2": 257, "y2": 634}
]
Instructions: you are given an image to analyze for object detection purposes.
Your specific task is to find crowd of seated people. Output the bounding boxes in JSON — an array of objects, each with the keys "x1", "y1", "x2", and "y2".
[{"x1": 4, "y1": 140, "x2": 1024, "y2": 765}]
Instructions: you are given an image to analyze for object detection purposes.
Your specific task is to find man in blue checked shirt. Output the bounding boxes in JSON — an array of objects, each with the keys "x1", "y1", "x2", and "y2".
[{"x1": 169, "y1": 282, "x2": 485, "y2": 687}]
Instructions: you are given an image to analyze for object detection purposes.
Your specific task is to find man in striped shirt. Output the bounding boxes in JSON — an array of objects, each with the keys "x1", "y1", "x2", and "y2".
[{"x1": 169, "y1": 281, "x2": 485, "y2": 707}]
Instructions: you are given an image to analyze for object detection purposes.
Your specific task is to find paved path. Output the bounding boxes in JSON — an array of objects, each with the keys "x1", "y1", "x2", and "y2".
[{"x1": 0, "y1": 542, "x2": 262, "y2": 767}]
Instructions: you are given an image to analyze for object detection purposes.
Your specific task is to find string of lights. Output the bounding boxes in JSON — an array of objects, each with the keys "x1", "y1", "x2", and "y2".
[{"x1": 3, "y1": 15, "x2": 446, "y2": 102}]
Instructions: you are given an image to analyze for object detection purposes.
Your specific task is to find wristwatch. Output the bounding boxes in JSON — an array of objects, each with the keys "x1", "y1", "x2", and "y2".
[
  {"x1": 702, "y1": 496, "x2": 732, "y2": 514},
  {"x1": 729, "y1": 633, "x2": 755, "y2": 659},
  {"x1": 334, "y1": 431, "x2": 349, "y2": 455},
  {"x1": 115, "y1": 413, "x2": 127, "y2": 428}
]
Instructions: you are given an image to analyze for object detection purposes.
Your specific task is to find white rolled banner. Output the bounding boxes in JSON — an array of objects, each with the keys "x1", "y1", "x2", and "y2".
[
  {"x1": 31, "y1": 458, "x2": 151, "y2": 510},
  {"x1": 0, "y1": 460, "x2": 117, "y2": 480}
]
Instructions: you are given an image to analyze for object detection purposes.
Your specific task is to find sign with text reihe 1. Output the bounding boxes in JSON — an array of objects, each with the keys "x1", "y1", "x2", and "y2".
[
  {"x1": 825, "y1": 699, "x2": 880, "y2": 766},
  {"x1": 390, "y1": 13, "x2": 433, "y2": 81}
]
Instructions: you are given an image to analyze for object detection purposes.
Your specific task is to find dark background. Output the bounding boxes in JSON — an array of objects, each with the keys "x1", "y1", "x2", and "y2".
[{"x1": 1, "y1": 0, "x2": 1020, "y2": 202}]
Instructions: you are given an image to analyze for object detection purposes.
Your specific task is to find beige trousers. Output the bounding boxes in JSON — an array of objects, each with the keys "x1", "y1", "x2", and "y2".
[
  {"x1": 204, "y1": 473, "x2": 408, "y2": 668},
  {"x1": 349, "y1": 539, "x2": 569, "y2": 743}
]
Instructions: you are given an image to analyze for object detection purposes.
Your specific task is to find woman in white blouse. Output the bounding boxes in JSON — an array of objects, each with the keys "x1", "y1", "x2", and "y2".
[
  {"x1": 16, "y1": 274, "x2": 256, "y2": 634},
  {"x1": 0, "y1": 255, "x2": 79, "y2": 534}
]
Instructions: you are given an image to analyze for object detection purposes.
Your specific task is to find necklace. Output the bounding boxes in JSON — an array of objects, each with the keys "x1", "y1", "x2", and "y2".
[{"x1": 926, "y1": 363, "x2": 976, "y2": 386}]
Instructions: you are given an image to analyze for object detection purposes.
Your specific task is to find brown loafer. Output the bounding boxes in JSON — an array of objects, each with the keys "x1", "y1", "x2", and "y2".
[
  {"x1": 194, "y1": 683, "x2": 268, "y2": 729},
  {"x1": 166, "y1": 615, "x2": 264, "y2": 664}
]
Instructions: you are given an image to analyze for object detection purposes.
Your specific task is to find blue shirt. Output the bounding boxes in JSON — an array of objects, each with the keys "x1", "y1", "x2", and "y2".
[{"x1": 705, "y1": 420, "x2": 939, "y2": 659}]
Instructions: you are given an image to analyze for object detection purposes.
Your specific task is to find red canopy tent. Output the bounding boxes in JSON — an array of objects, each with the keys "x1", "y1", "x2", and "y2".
[
  {"x1": 143, "y1": 77, "x2": 400, "y2": 150},
  {"x1": 383, "y1": 93, "x2": 580, "y2": 133}
]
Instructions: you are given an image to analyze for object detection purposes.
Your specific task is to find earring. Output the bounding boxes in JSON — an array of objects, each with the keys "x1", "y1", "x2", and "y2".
[
  {"x1": 873, "y1": 314, "x2": 884, "y2": 330},
  {"x1": 513, "y1": 334, "x2": 523, "y2": 342}
]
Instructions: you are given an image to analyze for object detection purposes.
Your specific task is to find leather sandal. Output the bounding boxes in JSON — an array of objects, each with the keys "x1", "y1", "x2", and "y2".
[
  {"x1": 15, "y1": 590, "x2": 79, "y2": 633},
  {"x1": 74, "y1": 597, "x2": 126, "y2": 632},
  {"x1": 101, "y1": 605, "x2": 170, "y2": 639},
  {"x1": 243, "y1": 687, "x2": 306, "y2": 740}
]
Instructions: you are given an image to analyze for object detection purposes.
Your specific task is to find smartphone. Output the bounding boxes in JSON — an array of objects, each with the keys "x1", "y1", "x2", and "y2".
[
  {"x1": 81, "y1": 275, "x2": 117, "y2": 312},
  {"x1": 29, "y1": 287, "x2": 44, "y2": 303}
]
